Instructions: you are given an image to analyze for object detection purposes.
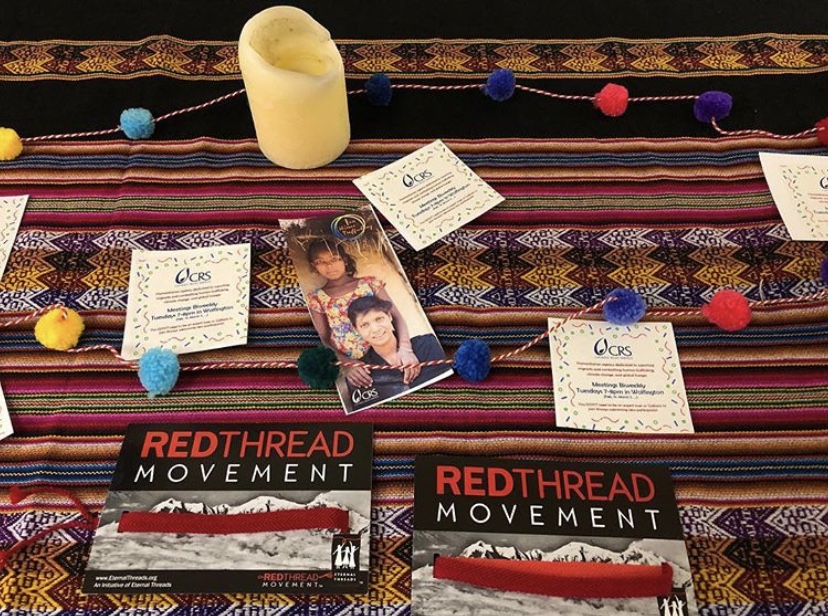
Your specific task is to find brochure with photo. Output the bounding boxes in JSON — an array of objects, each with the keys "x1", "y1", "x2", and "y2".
[
  {"x1": 280, "y1": 206, "x2": 453, "y2": 414},
  {"x1": 412, "y1": 455, "x2": 698, "y2": 616},
  {"x1": 83, "y1": 422, "x2": 373, "y2": 595}
]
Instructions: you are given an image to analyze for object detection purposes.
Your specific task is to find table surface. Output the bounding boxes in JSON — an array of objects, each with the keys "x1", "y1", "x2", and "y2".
[{"x1": 2, "y1": 2, "x2": 828, "y2": 615}]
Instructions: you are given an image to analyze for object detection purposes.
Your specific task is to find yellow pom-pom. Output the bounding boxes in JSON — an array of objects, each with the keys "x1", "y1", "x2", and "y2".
[
  {"x1": 34, "y1": 308, "x2": 85, "y2": 351},
  {"x1": 0, "y1": 127, "x2": 23, "y2": 161}
]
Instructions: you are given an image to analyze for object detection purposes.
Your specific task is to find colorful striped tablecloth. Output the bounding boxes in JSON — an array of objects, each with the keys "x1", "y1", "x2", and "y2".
[{"x1": 2, "y1": 2, "x2": 828, "y2": 614}]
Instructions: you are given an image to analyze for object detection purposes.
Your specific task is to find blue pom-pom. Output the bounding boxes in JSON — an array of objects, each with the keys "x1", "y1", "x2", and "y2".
[
  {"x1": 365, "y1": 73, "x2": 393, "y2": 106},
  {"x1": 693, "y1": 91, "x2": 733, "y2": 124},
  {"x1": 297, "y1": 346, "x2": 340, "y2": 389},
  {"x1": 138, "y1": 348, "x2": 180, "y2": 397},
  {"x1": 821, "y1": 257, "x2": 828, "y2": 284},
  {"x1": 120, "y1": 107, "x2": 156, "y2": 140},
  {"x1": 484, "y1": 68, "x2": 515, "y2": 102},
  {"x1": 602, "y1": 288, "x2": 647, "y2": 326},
  {"x1": 453, "y1": 338, "x2": 491, "y2": 382}
]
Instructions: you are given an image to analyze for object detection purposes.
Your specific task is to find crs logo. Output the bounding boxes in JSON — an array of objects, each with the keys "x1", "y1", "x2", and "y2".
[
  {"x1": 593, "y1": 337, "x2": 632, "y2": 357},
  {"x1": 352, "y1": 387, "x2": 379, "y2": 404},
  {"x1": 820, "y1": 176, "x2": 828, "y2": 190},
  {"x1": 175, "y1": 267, "x2": 212, "y2": 285},
  {"x1": 402, "y1": 170, "x2": 432, "y2": 188}
]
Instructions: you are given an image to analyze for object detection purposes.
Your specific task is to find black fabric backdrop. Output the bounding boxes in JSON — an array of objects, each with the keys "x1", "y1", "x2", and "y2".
[{"x1": 1, "y1": 1, "x2": 827, "y2": 140}]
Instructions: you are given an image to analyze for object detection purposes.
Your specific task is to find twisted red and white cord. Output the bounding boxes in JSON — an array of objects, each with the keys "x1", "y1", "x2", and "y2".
[
  {"x1": 2, "y1": 288, "x2": 828, "y2": 373},
  {"x1": 20, "y1": 89, "x2": 246, "y2": 144},
  {"x1": 710, "y1": 117, "x2": 819, "y2": 141},
  {"x1": 0, "y1": 303, "x2": 66, "y2": 329},
  {"x1": 12, "y1": 79, "x2": 825, "y2": 145}
]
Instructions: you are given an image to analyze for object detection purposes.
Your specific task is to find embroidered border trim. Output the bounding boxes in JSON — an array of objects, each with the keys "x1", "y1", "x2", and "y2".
[{"x1": 1, "y1": 34, "x2": 827, "y2": 80}]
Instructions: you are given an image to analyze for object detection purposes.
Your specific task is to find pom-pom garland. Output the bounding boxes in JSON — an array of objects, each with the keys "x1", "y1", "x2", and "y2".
[
  {"x1": 453, "y1": 339, "x2": 492, "y2": 382},
  {"x1": 701, "y1": 289, "x2": 752, "y2": 332},
  {"x1": 297, "y1": 346, "x2": 340, "y2": 389},
  {"x1": 5, "y1": 273, "x2": 828, "y2": 392},
  {"x1": 693, "y1": 91, "x2": 733, "y2": 124},
  {"x1": 34, "y1": 308, "x2": 85, "y2": 351},
  {"x1": 365, "y1": 73, "x2": 393, "y2": 106},
  {"x1": 0, "y1": 127, "x2": 24, "y2": 161},
  {"x1": 817, "y1": 117, "x2": 828, "y2": 147},
  {"x1": 2, "y1": 73, "x2": 825, "y2": 160},
  {"x1": 594, "y1": 83, "x2": 629, "y2": 117},
  {"x1": 484, "y1": 68, "x2": 516, "y2": 102},
  {"x1": 138, "y1": 348, "x2": 180, "y2": 397},
  {"x1": 603, "y1": 288, "x2": 648, "y2": 326},
  {"x1": 120, "y1": 108, "x2": 155, "y2": 140}
]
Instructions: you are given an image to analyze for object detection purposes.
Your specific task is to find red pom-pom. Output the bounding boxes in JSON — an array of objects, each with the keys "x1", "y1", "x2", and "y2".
[
  {"x1": 816, "y1": 117, "x2": 828, "y2": 147},
  {"x1": 701, "y1": 289, "x2": 752, "y2": 332},
  {"x1": 8, "y1": 486, "x2": 27, "y2": 505},
  {"x1": 594, "y1": 83, "x2": 629, "y2": 117}
]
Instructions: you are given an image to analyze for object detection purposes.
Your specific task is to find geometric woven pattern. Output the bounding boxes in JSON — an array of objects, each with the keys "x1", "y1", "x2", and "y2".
[
  {"x1": 2, "y1": 136, "x2": 828, "y2": 615},
  {"x1": 1, "y1": 219, "x2": 825, "y2": 313},
  {"x1": 2, "y1": 34, "x2": 828, "y2": 81}
]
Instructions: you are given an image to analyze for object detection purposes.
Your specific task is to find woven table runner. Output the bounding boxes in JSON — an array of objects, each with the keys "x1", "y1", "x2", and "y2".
[{"x1": 2, "y1": 2, "x2": 828, "y2": 614}]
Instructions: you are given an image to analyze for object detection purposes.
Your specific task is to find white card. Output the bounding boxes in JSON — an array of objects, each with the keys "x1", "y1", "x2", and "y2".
[
  {"x1": 759, "y1": 151, "x2": 828, "y2": 240},
  {"x1": 353, "y1": 140, "x2": 504, "y2": 250},
  {"x1": 0, "y1": 195, "x2": 28, "y2": 281},
  {"x1": 549, "y1": 319, "x2": 693, "y2": 433},
  {"x1": 0, "y1": 381, "x2": 13, "y2": 442},
  {"x1": 121, "y1": 244, "x2": 251, "y2": 360}
]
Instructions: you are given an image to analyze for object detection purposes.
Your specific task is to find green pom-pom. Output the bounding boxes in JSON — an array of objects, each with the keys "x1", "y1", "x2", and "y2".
[{"x1": 297, "y1": 346, "x2": 339, "y2": 389}]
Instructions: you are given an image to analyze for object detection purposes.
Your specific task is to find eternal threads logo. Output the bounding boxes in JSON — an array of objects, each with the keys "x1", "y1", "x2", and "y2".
[
  {"x1": 658, "y1": 591, "x2": 690, "y2": 616},
  {"x1": 331, "y1": 534, "x2": 361, "y2": 583}
]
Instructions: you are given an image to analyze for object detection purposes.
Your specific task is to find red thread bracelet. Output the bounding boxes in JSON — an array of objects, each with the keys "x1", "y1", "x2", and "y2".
[
  {"x1": 433, "y1": 555, "x2": 674, "y2": 599},
  {"x1": 117, "y1": 507, "x2": 350, "y2": 535}
]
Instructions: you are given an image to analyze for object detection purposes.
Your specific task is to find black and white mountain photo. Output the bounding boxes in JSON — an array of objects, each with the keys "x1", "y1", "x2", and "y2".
[
  {"x1": 86, "y1": 489, "x2": 370, "y2": 571},
  {"x1": 412, "y1": 531, "x2": 697, "y2": 616}
]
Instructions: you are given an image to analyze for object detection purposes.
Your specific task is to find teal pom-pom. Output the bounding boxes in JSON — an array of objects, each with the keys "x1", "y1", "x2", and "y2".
[
  {"x1": 120, "y1": 108, "x2": 155, "y2": 140},
  {"x1": 603, "y1": 288, "x2": 647, "y2": 325},
  {"x1": 365, "y1": 73, "x2": 393, "y2": 106},
  {"x1": 484, "y1": 68, "x2": 515, "y2": 102},
  {"x1": 138, "y1": 348, "x2": 180, "y2": 397},
  {"x1": 297, "y1": 346, "x2": 340, "y2": 389},
  {"x1": 453, "y1": 338, "x2": 491, "y2": 382}
]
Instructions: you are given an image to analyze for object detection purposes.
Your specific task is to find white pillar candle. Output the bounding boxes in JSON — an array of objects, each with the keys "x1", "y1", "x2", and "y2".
[{"x1": 238, "y1": 6, "x2": 350, "y2": 169}]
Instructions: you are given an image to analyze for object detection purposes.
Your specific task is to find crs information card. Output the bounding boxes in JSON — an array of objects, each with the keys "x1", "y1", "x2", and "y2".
[
  {"x1": 353, "y1": 140, "x2": 503, "y2": 250},
  {"x1": 548, "y1": 319, "x2": 693, "y2": 434},
  {"x1": 121, "y1": 244, "x2": 251, "y2": 360}
]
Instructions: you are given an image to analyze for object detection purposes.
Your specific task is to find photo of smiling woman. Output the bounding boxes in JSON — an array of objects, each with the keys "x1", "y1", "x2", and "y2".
[{"x1": 280, "y1": 206, "x2": 452, "y2": 414}]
